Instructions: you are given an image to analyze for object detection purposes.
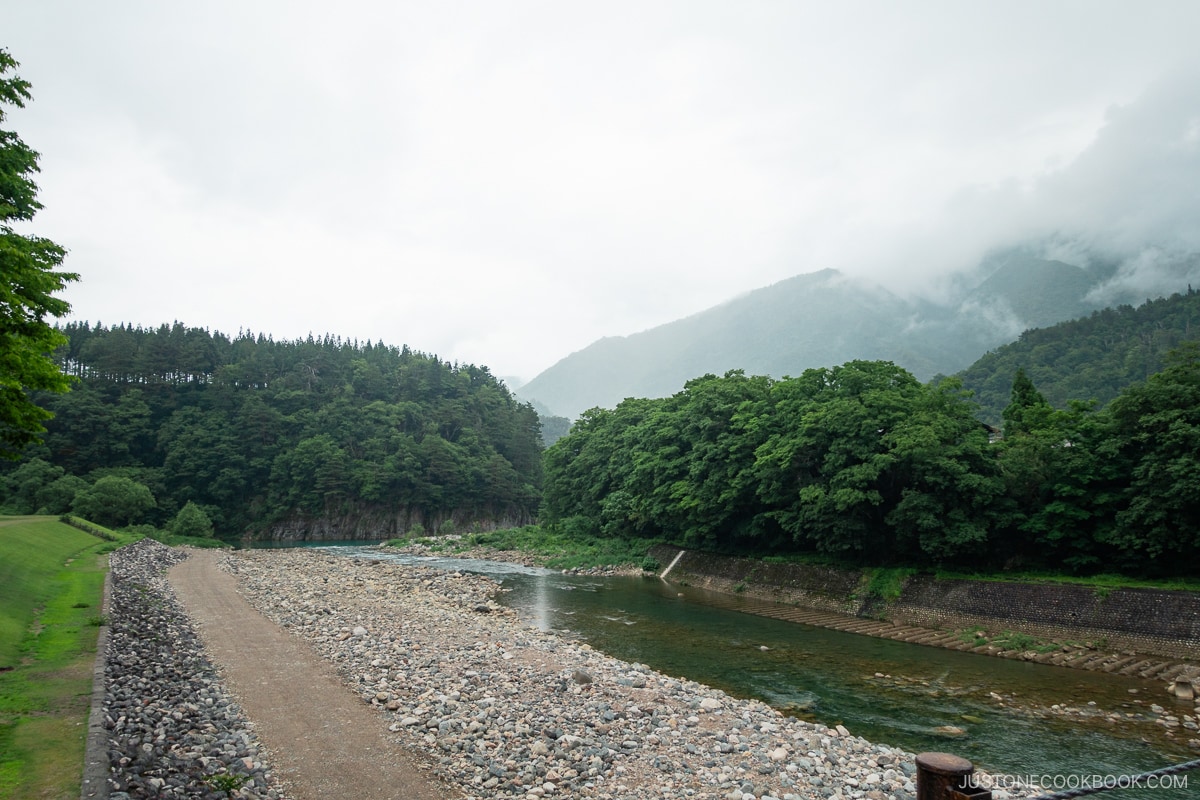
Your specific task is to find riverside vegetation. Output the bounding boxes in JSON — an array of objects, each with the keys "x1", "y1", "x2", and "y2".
[
  {"x1": 540, "y1": 348, "x2": 1200, "y2": 579},
  {"x1": 0, "y1": 290, "x2": 1197, "y2": 585},
  {"x1": 3, "y1": 314, "x2": 1199, "y2": 585}
]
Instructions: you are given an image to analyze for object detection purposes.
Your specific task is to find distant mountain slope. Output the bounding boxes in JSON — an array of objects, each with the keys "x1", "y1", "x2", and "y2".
[
  {"x1": 960, "y1": 254, "x2": 1102, "y2": 332},
  {"x1": 956, "y1": 288, "x2": 1200, "y2": 423},
  {"x1": 520, "y1": 251, "x2": 1135, "y2": 419}
]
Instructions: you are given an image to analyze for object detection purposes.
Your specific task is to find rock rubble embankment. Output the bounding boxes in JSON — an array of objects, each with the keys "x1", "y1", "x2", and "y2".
[
  {"x1": 220, "y1": 549, "x2": 1036, "y2": 800},
  {"x1": 104, "y1": 539, "x2": 286, "y2": 799}
]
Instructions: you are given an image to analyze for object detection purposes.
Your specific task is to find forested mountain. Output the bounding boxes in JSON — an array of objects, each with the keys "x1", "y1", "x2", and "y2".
[
  {"x1": 0, "y1": 322, "x2": 545, "y2": 540},
  {"x1": 518, "y1": 249, "x2": 1189, "y2": 419},
  {"x1": 520, "y1": 269, "x2": 976, "y2": 419},
  {"x1": 542, "y1": 352, "x2": 1200, "y2": 577},
  {"x1": 957, "y1": 288, "x2": 1200, "y2": 423},
  {"x1": 959, "y1": 254, "x2": 1107, "y2": 331}
]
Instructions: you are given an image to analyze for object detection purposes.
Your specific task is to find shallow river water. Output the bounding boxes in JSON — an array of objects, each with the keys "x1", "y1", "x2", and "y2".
[{"x1": 260, "y1": 543, "x2": 1198, "y2": 792}]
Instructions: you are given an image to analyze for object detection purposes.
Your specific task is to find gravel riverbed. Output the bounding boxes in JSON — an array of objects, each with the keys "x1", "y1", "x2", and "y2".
[
  {"x1": 99, "y1": 540, "x2": 1043, "y2": 799},
  {"x1": 214, "y1": 548, "x2": 1037, "y2": 800}
]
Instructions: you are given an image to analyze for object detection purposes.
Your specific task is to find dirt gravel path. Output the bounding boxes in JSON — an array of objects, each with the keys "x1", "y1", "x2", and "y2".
[{"x1": 169, "y1": 549, "x2": 456, "y2": 800}]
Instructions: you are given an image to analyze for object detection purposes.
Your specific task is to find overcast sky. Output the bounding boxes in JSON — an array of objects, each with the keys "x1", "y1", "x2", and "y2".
[{"x1": 5, "y1": 1, "x2": 1200, "y2": 384}]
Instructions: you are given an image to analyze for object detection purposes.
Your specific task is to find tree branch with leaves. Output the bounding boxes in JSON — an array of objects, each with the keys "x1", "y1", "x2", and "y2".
[{"x1": 0, "y1": 48, "x2": 79, "y2": 459}]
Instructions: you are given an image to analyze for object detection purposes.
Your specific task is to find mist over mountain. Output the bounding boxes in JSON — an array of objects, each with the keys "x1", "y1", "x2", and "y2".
[
  {"x1": 518, "y1": 247, "x2": 1199, "y2": 419},
  {"x1": 519, "y1": 65, "x2": 1200, "y2": 420}
]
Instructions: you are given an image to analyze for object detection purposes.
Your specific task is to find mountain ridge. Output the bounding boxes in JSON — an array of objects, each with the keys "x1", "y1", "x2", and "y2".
[{"x1": 518, "y1": 248, "x2": 1199, "y2": 419}]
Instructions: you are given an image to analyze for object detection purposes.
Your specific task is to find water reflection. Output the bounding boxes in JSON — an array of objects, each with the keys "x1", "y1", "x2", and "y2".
[{"x1": 532, "y1": 571, "x2": 550, "y2": 632}]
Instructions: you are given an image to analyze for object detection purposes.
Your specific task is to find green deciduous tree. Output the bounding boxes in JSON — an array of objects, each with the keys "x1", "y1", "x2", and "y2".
[
  {"x1": 1104, "y1": 344, "x2": 1200, "y2": 572},
  {"x1": 883, "y1": 378, "x2": 1003, "y2": 563},
  {"x1": 995, "y1": 401, "x2": 1116, "y2": 573},
  {"x1": 755, "y1": 361, "x2": 925, "y2": 558},
  {"x1": 171, "y1": 500, "x2": 215, "y2": 538},
  {"x1": 0, "y1": 455, "x2": 61, "y2": 512},
  {"x1": 36, "y1": 473, "x2": 88, "y2": 514},
  {"x1": 0, "y1": 49, "x2": 79, "y2": 459},
  {"x1": 72, "y1": 475, "x2": 156, "y2": 527}
]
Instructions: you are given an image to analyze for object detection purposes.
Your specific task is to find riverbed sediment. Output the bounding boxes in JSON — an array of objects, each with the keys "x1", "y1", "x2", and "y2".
[{"x1": 212, "y1": 547, "x2": 1043, "y2": 800}]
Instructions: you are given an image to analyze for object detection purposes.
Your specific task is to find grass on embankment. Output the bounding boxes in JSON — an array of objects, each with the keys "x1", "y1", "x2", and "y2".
[{"x1": 0, "y1": 516, "x2": 128, "y2": 800}]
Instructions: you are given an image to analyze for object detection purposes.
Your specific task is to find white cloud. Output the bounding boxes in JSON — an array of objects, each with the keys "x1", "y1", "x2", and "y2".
[{"x1": 5, "y1": 0, "x2": 1200, "y2": 381}]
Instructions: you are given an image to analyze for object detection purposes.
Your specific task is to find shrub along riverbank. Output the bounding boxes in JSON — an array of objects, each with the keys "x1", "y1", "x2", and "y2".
[{"x1": 388, "y1": 525, "x2": 665, "y2": 572}]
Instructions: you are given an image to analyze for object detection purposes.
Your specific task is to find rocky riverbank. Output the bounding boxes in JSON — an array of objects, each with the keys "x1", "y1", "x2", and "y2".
[
  {"x1": 215, "y1": 547, "x2": 1038, "y2": 800},
  {"x1": 103, "y1": 539, "x2": 286, "y2": 799},
  {"x1": 384, "y1": 537, "x2": 644, "y2": 576}
]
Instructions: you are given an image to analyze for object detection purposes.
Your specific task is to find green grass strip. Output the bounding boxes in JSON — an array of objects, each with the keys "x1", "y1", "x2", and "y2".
[{"x1": 0, "y1": 516, "x2": 120, "y2": 800}]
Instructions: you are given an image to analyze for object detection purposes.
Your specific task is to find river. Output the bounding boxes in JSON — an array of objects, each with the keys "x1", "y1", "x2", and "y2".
[{"x1": 256, "y1": 543, "x2": 1197, "y2": 793}]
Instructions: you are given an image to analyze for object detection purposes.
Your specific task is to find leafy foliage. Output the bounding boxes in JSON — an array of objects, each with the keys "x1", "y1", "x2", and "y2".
[
  {"x1": 0, "y1": 50, "x2": 79, "y2": 459},
  {"x1": 70, "y1": 475, "x2": 156, "y2": 528},
  {"x1": 0, "y1": 322, "x2": 545, "y2": 539},
  {"x1": 958, "y1": 287, "x2": 1200, "y2": 423},
  {"x1": 1103, "y1": 344, "x2": 1200, "y2": 568},
  {"x1": 543, "y1": 355, "x2": 1200, "y2": 577},
  {"x1": 171, "y1": 500, "x2": 214, "y2": 538}
]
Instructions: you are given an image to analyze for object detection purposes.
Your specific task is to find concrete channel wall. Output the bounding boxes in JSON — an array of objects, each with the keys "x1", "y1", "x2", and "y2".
[{"x1": 649, "y1": 545, "x2": 1200, "y2": 661}]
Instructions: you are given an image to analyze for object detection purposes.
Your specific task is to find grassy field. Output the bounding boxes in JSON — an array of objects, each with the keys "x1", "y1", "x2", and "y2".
[{"x1": 0, "y1": 516, "x2": 119, "y2": 800}]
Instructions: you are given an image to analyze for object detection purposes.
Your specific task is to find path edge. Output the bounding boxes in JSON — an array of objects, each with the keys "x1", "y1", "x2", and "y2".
[{"x1": 80, "y1": 569, "x2": 111, "y2": 800}]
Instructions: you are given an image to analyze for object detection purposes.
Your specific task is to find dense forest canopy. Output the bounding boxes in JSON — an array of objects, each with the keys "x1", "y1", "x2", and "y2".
[
  {"x1": 2, "y1": 291, "x2": 1198, "y2": 580},
  {"x1": 956, "y1": 287, "x2": 1200, "y2": 423},
  {"x1": 0, "y1": 322, "x2": 544, "y2": 539},
  {"x1": 542, "y1": 352, "x2": 1200, "y2": 577}
]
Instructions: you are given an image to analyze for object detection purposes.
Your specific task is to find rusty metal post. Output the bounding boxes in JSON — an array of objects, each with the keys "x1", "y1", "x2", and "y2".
[{"x1": 916, "y1": 752, "x2": 992, "y2": 800}]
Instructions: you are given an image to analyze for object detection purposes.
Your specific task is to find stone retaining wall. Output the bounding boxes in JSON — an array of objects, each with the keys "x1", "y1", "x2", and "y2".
[
  {"x1": 649, "y1": 545, "x2": 864, "y2": 615},
  {"x1": 891, "y1": 576, "x2": 1200, "y2": 660},
  {"x1": 650, "y1": 546, "x2": 1200, "y2": 660}
]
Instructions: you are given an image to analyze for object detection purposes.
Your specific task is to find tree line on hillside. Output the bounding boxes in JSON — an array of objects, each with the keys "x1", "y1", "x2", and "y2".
[
  {"x1": 542, "y1": 351, "x2": 1200, "y2": 577},
  {"x1": 956, "y1": 287, "x2": 1200, "y2": 423},
  {"x1": 0, "y1": 322, "x2": 545, "y2": 539}
]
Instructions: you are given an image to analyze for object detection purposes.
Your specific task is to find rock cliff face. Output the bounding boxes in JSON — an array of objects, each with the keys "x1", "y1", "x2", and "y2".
[
  {"x1": 649, "y1": 545, "x2": 1200, "y2": 661},
  {"x1": 254, "y1": 509, "x2": 532, "y2": 543},
  {"x1": 257, "y1": 512, "x2": 403, "y2": 543}
]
